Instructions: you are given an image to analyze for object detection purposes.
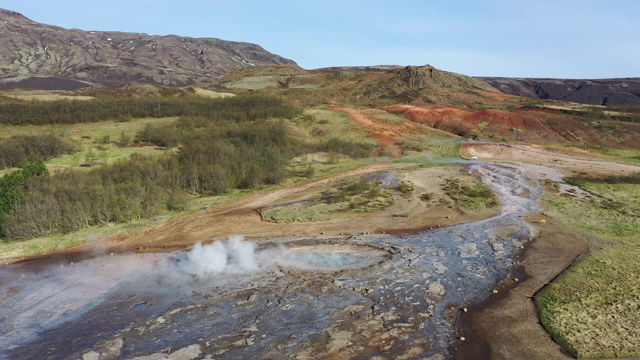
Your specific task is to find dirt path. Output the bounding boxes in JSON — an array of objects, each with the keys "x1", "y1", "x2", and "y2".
[{"x1": 461, "y1": 143, "x2": 640, "y2": 176}]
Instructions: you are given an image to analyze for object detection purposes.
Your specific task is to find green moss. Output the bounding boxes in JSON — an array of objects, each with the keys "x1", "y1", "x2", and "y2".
[{"x1": 443, "y1": 178, "x2": 499, "y2": 211}]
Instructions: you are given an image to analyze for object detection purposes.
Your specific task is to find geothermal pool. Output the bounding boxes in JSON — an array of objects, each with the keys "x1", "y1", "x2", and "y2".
[{"x1": 0, "y1": 163, "x2": 564, "y2": 359}]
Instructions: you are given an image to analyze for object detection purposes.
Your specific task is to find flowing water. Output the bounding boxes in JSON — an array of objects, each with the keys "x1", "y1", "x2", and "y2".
[{"x1": 0, "y1": 163, "x2": 563, "y2": 359}]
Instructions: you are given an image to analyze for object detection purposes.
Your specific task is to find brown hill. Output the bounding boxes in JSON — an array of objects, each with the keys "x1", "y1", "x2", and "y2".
[
  {"x1": 0, "y1": 8, "x2": 297, "y2": 89},
  {"x1": 218, "y1": 64, "x2": 497, "y2": 106},
  {"x1": 212, "y1": 64, "x2": 640, "y2": 149}
]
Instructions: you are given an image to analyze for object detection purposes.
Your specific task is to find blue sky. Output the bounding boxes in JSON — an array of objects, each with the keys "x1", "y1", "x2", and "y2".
[{"x1": 2, "y1": 0, "x2": 639, "y2": 78}]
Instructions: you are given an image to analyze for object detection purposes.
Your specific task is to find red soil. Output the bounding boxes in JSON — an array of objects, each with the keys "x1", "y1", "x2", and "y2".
[
  {"x1": 331, "y1": 106, "x2": 432, "y2": 157},
  {"x1": 385, "y1": 104, "x2": 640, "y2": 149},
  {"x1": 384, "y1": 105, "x2": 474, "y2": 137}
]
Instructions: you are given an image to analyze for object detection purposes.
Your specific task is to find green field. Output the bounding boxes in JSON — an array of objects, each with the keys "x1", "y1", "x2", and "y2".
[
  {"x1": 537, "y1": 178, "x2": 640, "y2": 358},
  {"x1": 292, "y1": 107, "x2": 379, "y2": 148}
]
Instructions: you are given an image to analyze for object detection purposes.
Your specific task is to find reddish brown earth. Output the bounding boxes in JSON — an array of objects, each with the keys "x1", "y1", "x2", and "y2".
[
  {"x1": 384, "y1": 105, "x2": 474, "y2": 137},
  {"x1": 331, "y1": 106, "x2": 436, "y2": 157},
  {"x1": 386, "y1": 104, "x2": 640, "y2": 148}
]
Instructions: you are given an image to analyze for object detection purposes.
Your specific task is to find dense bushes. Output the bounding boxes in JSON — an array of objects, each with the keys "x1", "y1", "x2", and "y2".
[
  {"x1": 0, "y1": 95, "x2": 301, "y2": 125},
  {"x1": 320, "y1": 138, "x2": 374, "y2": 158},
  {"x1": 0, "y1": 96, "x2": 305, "y2": 240},
  {"x1": 1, "y1": 121, "x2": 299, "y2": 240},
  {"x1": 0, "y1": 161, "x2": 49, "y2": 236},
  {"x1": 0, "y1": 135, "x2": 77, "y2": 169},
  {"x1": 0, "y1": 95, "x2": 388, "y2": 240},
  {"x1": 2, "y1": 157, "x2": 172, "y2": 238}
]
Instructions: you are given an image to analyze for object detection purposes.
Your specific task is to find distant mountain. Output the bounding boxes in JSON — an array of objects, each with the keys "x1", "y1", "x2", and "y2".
[
  {"x1": 0, "y1": 8, "x2": 297, "y2": 89},
  {"x1": 482, "y1": 77, "x2": 640, "y2": 106}
]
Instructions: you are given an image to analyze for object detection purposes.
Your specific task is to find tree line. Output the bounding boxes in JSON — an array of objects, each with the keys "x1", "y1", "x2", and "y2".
[
  {"x1": 0, "y1": 161, "x2": 49, "y2": 237},
  {"x1": 0, "y1": 95, "x2": 301, "y2": 125}
]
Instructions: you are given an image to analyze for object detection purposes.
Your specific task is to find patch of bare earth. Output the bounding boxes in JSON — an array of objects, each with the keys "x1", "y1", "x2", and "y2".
[
  {"x1": 103, "y1": 163, "x2": 497, "y2": 253},
  {"x1": 331, "y1": 106, "x2": 435, "y2": 157}
]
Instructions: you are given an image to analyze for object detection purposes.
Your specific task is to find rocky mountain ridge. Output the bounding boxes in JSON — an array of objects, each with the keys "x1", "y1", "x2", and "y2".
[
  {"x1": 482, "y1": 77, "x2": 640, "y2": 106},
  {"x1": 0, "y1": 8, "x2": 297, "y2": 88}
]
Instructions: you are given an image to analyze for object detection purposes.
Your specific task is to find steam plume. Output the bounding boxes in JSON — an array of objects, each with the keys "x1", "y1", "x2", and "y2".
[{"x1": 177, "y1": 235, "x2": 259, "y2": 276}]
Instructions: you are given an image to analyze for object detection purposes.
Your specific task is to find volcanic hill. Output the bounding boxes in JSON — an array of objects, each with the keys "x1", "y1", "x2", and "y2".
[{"x1": 0, "y1": 8, "x2": 297, "y2": 89}]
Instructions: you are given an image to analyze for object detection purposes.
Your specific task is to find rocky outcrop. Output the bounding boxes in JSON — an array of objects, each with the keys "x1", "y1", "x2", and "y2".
[
  {"x1": 0, "y1": 8, "x2": 298, "y2": 88},
  {"x1": 395, "y1": 65, "x2": 496, "y2": 92},
  {"x1": 482, "y1": 77, "x2": 640, "y2": 106}
]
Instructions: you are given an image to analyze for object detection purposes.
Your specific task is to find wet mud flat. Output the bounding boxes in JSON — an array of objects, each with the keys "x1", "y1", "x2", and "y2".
[{"x1": 0, "y1": 163, "x2": 552, "y2": 359}]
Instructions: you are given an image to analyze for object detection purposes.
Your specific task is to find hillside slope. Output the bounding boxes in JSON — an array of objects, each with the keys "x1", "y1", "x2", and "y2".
[
  {"x1": 219, "y1": 64, "x2": 498, "y2": 106},
  {"x1": 216, "y1": 64, "x2": 640, "y2": 149},
  {"x1": 0, "y1": 8, "x2": 297, "y2": 89},
  {"x1": 482, "y1": 77, "x2": 640, "y2": 106}
]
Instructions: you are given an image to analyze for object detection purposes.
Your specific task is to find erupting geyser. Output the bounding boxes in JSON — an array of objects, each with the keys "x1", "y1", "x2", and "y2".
[
  {"x1": 175, "y1": 235, "x2": 259, "y2": 276},
  {"x1": 172, "y1": 236, "x2": 388, "y2": 277}
]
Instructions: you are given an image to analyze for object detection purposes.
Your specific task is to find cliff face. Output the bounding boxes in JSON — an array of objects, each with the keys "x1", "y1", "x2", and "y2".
[
  {"x1": 482, "y1": 77, "x2": 640, "y2": 106},
  {"x1": 0, "y1": 8, "x2": 298, "y2": 88}
]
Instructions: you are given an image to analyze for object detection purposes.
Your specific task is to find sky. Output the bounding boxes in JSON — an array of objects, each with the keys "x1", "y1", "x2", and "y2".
[{"x1": 2, "y1": 0, "x2": 639, "y2": 78}]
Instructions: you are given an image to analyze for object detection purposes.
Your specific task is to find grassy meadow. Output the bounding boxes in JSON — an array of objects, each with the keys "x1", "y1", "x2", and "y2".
[{"x1": 537, "y1": 177, "x2": 640, "y2": 358}]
